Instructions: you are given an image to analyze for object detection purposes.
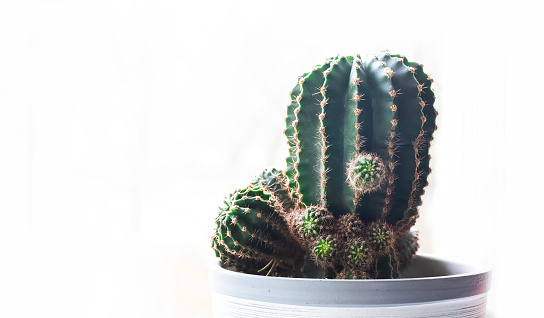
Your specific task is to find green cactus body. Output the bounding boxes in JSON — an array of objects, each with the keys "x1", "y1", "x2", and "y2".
[
  {"x1": 285, "y1": 52, "x2": 437, "y2": 226},
  {"x1": 300, "y1": 208, "x2": 321, "y2": 238},
  {"x1": 375, "y1": 230, "x2": 419, "y2": 278},
  {"x1": 313, "y1": 236, "x2": 336, "y2": 265},
  {"x1": 394, "y1": 229, "x2": 420, "y2": 269},
  {"x1": 214, "y1": 51, "x2": 436, "y2": 279},
  {"x1": 254, "y1": 168, "x2": 297, "y2": 212},
  {"x1": 212, "y1": 171, "x2": 304, "y2": 276},
  {"x1": 286, "y1": 62, "x2": 332, "y2": 205},
  {"x1": 368, "y1": 221, "x2": 393, "y2": 252},
  {"x1": 345, "y1": 239, "x2": 369, "y2": 268},
  {"x1": 298, "y1": 205, "x2": 334, "y2": 238}
]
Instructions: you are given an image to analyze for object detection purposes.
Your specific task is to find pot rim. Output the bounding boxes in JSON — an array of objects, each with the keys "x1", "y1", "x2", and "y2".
[{"x1": 209, "y1": 253, "x2": 492, "y2": 306}]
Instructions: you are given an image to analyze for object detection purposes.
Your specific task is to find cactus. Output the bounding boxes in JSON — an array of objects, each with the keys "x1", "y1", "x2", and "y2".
[
  {"x1": 286, "y1": 52, "x2": 436, "y2": 225},
  {"x1": 213, "y1": 51, "x2": 437, "y2": 279},
  {"x1": 212, "y1": 169, "x2": 304, "y2": 276}
]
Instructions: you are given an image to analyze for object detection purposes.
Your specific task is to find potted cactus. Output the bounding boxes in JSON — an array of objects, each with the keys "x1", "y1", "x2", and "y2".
[{"x1": 209, "y1": 52, "x2": 491, "y2": 317}]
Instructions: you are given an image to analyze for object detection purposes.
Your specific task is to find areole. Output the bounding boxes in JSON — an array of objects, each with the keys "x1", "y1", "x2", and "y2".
[{"x1": 209, "y1": 254, "x2": 492, "y2": 318}]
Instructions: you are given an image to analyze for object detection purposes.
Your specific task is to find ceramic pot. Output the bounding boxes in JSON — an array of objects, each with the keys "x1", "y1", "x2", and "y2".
[{"x1": 209, "y1": 254, "x2": 491, "y2": 318}]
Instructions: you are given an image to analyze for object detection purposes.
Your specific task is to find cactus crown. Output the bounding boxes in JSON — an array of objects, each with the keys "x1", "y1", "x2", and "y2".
[{"x1": 213, "y1": 51, "x2": 437, "y2": 279}]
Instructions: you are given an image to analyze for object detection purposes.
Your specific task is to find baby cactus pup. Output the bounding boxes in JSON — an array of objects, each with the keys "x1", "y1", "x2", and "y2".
[
  {"x1": 312, "y1": 236, "x2": 336, "y2": 265},
  {"x1": 338, "y1": 213, "x2": 364, "y2": 237},
  {"x1": 345, "y1": 239, "x2": 370, "y2": 268},
  {"x1": 347, "y1": 153, "x2": 386, "y2": 196},
  {"x1": 298, "y1": 205, "x2": 333, "y2": 238},
  {"x1": 213, "y1": 51, "x2": 437, "y2": 279},
  {"x1": 300, "y1": 208, "x2": 320, "y2": 238},
  {"x1": 368, "y1": 222, "x2": 393, "y2": 252}
]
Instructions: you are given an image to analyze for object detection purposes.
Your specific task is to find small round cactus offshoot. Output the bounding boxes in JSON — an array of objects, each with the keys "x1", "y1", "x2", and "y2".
[
  {"x1": 347, "y1": 153, "x2": 386, "y2": 194},
  {"x1": 299, "y1": 206, "x2": 330, "y2": 238},
  {"x1": 346, "y1": 240, "x2": 369, "y2": 268},
  {"x1": 368, "y1": 222, "x2": 393, "y2": 250},
  {"x1": 313, "y1": 236, "x2": 336, "y2": 261},
  {"x1": 300, "y1": 213, "x2": 318, "y2": 237}
]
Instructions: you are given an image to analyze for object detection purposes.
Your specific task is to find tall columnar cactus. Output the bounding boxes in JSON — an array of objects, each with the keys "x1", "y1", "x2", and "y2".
[
  {"x1": 213, "y1": 51, "x2": 437, "y2": 279},
  {"x1": 285, "y1": 52, "x2": 436, "y2": 226}
]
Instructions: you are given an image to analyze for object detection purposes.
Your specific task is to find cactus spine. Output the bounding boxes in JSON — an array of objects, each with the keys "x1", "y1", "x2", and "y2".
[{"x1": 213, "y1": 51, "x2": 437, "y2": 279}]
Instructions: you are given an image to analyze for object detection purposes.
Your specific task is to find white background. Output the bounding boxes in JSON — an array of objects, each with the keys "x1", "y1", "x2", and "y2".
[{"x1": 0, "y1": 1, "x2": 541, "y2": 317}]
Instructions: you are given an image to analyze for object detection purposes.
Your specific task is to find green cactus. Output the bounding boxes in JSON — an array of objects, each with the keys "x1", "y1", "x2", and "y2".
[
  {"x1": 212, "y1": 170, "x2": 304, "y2": 276},
  {"x1": 367, "y1": 221, "x2": 393, "y2": 252},
  {"x1": 297, "y1": 205, "x2": 334, "y2": 239},
  {"x1": 312, "y1": 236, "x2": 336, "y2": 266},
  {"x1": 286, "y1": 52, "x2": 436, "y2": 226},
  {"x1": 375, "y1": 230, "x2": 420, "y2": 279},
  {"x1": 213, "y1": 51, "x2": 436, "y2": 279},
  {"x1": 345, "y1": 239, "x2": 370, "y2": 268},
  {"x1": 347, "y1": 153, "x2": 386, "y2": 196}
]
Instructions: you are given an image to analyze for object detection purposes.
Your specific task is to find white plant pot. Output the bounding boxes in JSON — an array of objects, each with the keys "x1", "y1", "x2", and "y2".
[{"x1": 209, "y1": 254, "x2": 491, "y2": 318}]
